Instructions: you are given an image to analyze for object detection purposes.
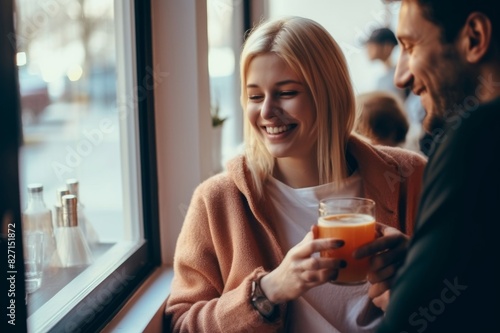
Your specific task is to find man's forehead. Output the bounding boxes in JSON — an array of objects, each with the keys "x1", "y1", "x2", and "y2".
[{"x1": 395, "y1": 1, "x2": 430, "y2": 40}]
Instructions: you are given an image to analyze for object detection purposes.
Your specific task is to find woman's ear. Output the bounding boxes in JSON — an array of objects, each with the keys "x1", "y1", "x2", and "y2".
[{"x1": 460, "y1": 12, "x2": 492, "y2": 63}]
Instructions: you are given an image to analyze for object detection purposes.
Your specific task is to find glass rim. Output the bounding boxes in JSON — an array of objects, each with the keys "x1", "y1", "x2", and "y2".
[
  {"x1": 319, "y1": 196, "x2": 375, "y2": 206},
  {"x1": 318, "y1": 197, "x2": 376, "y2": 216}
]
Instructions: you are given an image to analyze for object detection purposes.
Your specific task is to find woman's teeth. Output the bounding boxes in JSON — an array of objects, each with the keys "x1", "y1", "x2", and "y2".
[{"x1": 266, "y1": 125, "x2": 289, "y2": 134}]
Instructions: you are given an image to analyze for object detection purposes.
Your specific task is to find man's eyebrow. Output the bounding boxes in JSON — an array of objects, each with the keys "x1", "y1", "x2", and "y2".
[
  {"x1": 246, "y1": 80, "x2": 302, "y2": 88},
  {"x1": 397, "y1": 30, "x2": 418, "y2": 42}
]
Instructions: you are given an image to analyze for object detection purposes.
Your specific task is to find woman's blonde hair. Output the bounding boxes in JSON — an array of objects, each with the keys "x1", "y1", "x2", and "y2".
[{"x1": 240, "y1": 16, "x2": 355, "y2": 196}]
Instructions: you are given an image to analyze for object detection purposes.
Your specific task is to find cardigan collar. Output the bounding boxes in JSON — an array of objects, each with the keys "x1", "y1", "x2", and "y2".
[
  {"x1": 227, "y1": 134, "x2": 402, "y2": 227},
  {"x1": 347, "y1": 135, "x2": 400, "y2": 218}
]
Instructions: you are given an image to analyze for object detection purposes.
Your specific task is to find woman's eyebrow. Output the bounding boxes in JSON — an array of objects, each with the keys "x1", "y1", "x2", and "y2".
[{"x1": 246, "y1": 79, "x2": 302, "y2": 88}]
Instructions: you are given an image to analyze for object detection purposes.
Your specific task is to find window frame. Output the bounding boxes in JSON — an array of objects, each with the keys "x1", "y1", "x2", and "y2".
[
  {"x1": 51, "y1": 0, "x2": 160, "y2": 330},
  {"x1": 1, "y1": 0, "x2": 160, "y2": 331},
  {"x1": 1, "y1": 0, "x2": 28, "y2": 331}
]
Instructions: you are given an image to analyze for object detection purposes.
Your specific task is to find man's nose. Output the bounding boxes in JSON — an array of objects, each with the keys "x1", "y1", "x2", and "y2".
[{"x1": 394, "y1": 51, "x2": 413, "y2": 89}]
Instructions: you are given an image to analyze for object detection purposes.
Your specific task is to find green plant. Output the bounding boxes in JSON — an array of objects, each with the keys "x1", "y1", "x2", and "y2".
[{"x1": 211, "y1": 103, "x2": 228, "y2": 127}]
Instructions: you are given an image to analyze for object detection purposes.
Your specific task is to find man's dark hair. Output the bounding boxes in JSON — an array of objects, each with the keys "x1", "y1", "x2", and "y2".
[{"x1": 387, "y1": 0, "x2": 500, "y2": 46}]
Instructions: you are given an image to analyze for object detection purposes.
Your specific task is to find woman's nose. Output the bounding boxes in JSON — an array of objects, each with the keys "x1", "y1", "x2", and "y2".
[
  {"x1": 260, "y1": 95, "x2": 278, "y2": 120},
  {"x1": 394, "y1": 51, "x2": 413, "y2": 89}
]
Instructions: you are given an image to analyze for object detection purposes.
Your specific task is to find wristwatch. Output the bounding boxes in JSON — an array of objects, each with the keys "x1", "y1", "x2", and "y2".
[{"x1": 251, "y1": 276, "x2": 277, "y2": 321}]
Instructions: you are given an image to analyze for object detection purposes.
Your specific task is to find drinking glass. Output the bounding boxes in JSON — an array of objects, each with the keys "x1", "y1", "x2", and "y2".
[
  {"x1": 24, "y1": 231, "x2": 44, "y2": 293},
  {"x1": 318, "y1": 197, "x2": 376, "y2": 285}
]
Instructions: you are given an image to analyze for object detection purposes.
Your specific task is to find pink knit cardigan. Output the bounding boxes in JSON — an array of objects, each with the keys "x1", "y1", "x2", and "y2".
[{"x1": 166, "y1": 136, "x2": 426, "y2": 332}]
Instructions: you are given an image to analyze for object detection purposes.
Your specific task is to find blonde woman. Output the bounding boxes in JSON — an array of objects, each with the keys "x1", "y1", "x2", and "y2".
[{"x1": 166, "y1": 17, "x2": 426, "y2": 333}]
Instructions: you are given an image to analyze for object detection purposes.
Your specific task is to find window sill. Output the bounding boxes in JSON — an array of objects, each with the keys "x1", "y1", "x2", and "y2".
[{"x1": 101, "y1": 265, "x2": 173, "y2": 332}]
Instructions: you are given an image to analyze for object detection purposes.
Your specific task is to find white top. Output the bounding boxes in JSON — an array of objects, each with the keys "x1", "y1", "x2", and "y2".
[{"x1": 266, "y1": 173, "x2": 382, "y2": 333}]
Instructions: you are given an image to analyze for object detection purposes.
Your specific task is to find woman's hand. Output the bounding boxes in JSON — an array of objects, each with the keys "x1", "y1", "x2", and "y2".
[
  {"x1": 260, "y1": 225, "x2": 345, "y2": 304},
  {"x1": 353, "y1": 223, "x2": 408, "y2": 311}
]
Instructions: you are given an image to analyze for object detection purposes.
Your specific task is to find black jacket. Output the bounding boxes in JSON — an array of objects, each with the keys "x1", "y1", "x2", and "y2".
[{"x1": 378, "y1": 97, "x2": 500, "y2": 333}]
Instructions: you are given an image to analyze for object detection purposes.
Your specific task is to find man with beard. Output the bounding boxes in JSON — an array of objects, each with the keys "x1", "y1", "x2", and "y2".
[{"x1": 376, "y1": 0, "x2": 500, "y2": 332}]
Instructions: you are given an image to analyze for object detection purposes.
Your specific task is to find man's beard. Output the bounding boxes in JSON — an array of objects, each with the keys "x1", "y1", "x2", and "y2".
[
  {"x1": 423, "y1": 51, "x2": 476, "y2": 134},
  {"x1": 424, "y1": 77, "x2": 476, "y2": 134}
]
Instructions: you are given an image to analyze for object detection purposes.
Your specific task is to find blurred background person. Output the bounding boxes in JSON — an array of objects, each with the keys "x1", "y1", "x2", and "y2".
[
  {"x1": 364, "y1": 27, "x2": 407, "y2": 102},
  {"x1": 355, "y1": 91, "x2": 411, "y2": 149},
  {"x1": 364, "y1": 27, "x2": 426, "y2": 155}
]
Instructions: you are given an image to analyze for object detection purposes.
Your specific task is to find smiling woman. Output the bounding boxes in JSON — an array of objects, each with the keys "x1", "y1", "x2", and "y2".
[
  {"x1": 246, "y1": 53, "x2": 317, "y2": 167},
  {"x1": 240, "y1": 16, "x2": 360, "y2": 196},
  {"x1": 165, "y1": 16, "x2": 426, "y2": 333}
]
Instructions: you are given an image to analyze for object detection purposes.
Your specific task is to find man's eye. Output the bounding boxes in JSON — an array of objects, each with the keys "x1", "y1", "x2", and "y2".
[{"x1": 402, "y1": 44, "x2": 413, "y2": 54}]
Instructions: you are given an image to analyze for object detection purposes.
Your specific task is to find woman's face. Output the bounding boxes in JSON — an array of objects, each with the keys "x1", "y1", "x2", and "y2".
[{"x1": 245, "y1": 53, "x2": 317, "y2": 161}]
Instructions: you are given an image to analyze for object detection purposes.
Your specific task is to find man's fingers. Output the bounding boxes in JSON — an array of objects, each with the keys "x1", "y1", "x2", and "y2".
[
  {"x1": 372, "y1": 290, "x2": 390, "y2": 311},
  {"x1": 368, "y1": 280, "x2": 391, "y2": 299},
  {"x1": 367, "y1": 263, "x2": 397, "y2": 283},
  {"x1": 353, "y1": 234, "x2": 406, "y2": 259},
  {"x1": 369, "y1": 245, "x2": 406, "y2": 271}
]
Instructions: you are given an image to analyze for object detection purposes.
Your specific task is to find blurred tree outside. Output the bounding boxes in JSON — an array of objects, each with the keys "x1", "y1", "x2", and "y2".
[{"x1": 14, "y1": 0, "x2": 116, "y2": 111}]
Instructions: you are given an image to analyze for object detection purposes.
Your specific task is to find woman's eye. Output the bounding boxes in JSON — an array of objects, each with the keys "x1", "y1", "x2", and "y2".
[
  {"x1": 279, "y1": 91, "x2": 298, "y2": 98},
  {"x1": 248, "y1": 95, "x2": 263, "y2": 101}
]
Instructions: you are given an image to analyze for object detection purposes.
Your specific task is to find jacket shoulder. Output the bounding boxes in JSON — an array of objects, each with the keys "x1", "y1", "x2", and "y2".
[
  {"x1": 375, "y1": 146, "x2": 427, "y2": 171},
  {"x1": 195, "y1": 171, "x2": 239, "y2": 202},
  {"x1": 194, "y1": 155, "x2": 249, "y2": 202}
]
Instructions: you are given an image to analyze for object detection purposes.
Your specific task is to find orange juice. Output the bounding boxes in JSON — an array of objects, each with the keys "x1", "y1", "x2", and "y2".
[{"x1": 318, "y1": 213, "x2": 375, "y2": 284}]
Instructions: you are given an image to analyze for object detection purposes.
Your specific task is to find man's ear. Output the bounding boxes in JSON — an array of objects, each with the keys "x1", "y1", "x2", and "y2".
[{"x1": 460, "y1": 12, "x2": 492, "y2": 63}]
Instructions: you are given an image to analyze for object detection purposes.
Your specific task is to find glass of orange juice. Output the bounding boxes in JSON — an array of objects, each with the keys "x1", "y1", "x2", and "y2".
[{"x1": 317, "y1": 197, "x2": 376, "y2": 285}]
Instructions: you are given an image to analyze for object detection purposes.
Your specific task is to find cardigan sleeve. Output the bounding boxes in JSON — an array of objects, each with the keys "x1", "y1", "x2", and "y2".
[{"x1": 165, "y1": 184, "x2": 283, "y2": 333}]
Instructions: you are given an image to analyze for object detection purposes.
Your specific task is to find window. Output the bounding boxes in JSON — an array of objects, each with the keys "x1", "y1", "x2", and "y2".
[
  {"x1": 2, "y1": 0, "x2": 159, "y2": 331},
  {"x1": 207, "y1": 0, "x2": 246, "y2": 171},
  {"x1": 268, "y1": 0, "x2": 398, "y2": 94}
]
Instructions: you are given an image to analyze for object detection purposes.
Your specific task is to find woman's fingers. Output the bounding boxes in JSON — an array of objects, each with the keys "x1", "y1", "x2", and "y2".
[
  {"x1": 301, "y1": 266, "x2": 344, "y2": 284},
  {"x1": 293, "y1": 237, "x2": 344, "y2": 258},
  {"x1": 300, "y1": 256, "x2": 346, "y2": 271},
  {"x1": 262, "y1": 230, "x2": 347, "y2": 303},
  {"x1": 328, "y1": 268, "x2": 339, "y2": 283},
  {"x1": 311, "y1": 224, "x2": 319, "y2": 239},
  {"x1": 298, "y1": 256, "x2": 346, "y2": 285}
]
